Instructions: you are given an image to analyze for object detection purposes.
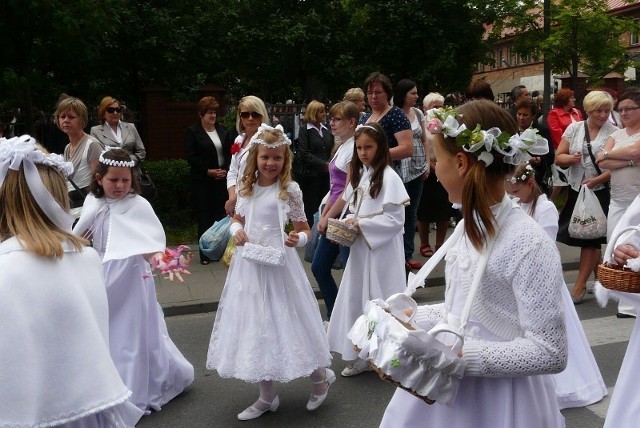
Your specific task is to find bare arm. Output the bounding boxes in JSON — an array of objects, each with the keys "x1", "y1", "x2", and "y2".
[
  {"x1": 389, "y1": 129, "x2": 413, "y2": 160},
  {"x1": 554, "y1": 137, "x2": 581, "y2": 168}
]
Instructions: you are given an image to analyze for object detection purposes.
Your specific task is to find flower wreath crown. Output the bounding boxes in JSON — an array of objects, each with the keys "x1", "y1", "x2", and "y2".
[
  {"x1": 506, "y1": 163, "x2": 536, "y2": 184},
  {"x1": 425, "y1": 107, "x2": 549, "y2": 166},
  {"x1": 249, "y1": 124, "x2": 291, "y2": 148}
]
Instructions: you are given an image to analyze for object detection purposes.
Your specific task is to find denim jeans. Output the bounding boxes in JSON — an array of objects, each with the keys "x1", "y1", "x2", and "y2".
[
  {"x1": 403, "y1": 176, "x2": 424, "y2": 261},
  {"x1": 311, "y1": 235, "x2": 350, "y2": 319}
]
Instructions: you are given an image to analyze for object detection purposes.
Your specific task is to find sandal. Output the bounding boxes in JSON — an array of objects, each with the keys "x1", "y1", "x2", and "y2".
[
  {"x1": 420, "y1": 244, "x2": 434, "y2": 257},
  {"x1": 406, "y1": 260, "x2": 423, "y2": 270}
]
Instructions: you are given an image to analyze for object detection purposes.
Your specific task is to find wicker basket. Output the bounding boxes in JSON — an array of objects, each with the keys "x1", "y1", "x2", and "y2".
[
  {"x1": 597, "y1": 263, "x2": 640, "y2": 293},
  {"x1": 326, "y1": 187, "x2": 363, "y2": 247},
  {"x1": 598, "y1": 225, "x2": 640, "y2": 293},
  {"x1": 326, "y1": 219, "x2": 357, "y2": 247}
]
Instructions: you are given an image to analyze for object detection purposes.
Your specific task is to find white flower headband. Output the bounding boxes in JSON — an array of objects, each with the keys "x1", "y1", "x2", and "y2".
[
  {"x1": 355, "y1": 124, "x2": 379, "y2": 133},
  {"x1": 506, "y1": 163, "x2": 536, "y2": 184},
  {"x1": 426, "y1": 107, "x2": 549, "y2": 166},
  {"x1": 249, "y1": 124, "x2": 291, "y2": 148},
  {"x1": 0, "y1": 135, "x2": 74, "y2": 232},
  {"x1": 99, "y1": 148, "x2": 136, "y2": 168}
]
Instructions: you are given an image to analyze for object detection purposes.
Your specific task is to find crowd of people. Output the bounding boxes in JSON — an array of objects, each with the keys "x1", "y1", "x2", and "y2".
[{"x1": 4, "y1": 72, "x2": 640, "y2": 427}]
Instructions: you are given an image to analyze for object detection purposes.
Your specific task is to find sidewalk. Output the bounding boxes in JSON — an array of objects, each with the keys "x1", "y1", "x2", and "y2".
[{"x1": 157, "y1": 231, "x2": 582, "y2": 317}]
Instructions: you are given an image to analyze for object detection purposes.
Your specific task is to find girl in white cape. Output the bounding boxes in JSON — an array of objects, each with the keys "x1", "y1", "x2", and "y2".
[
  {"x1": 507, "y1": 162, "x2": 607, "y2": 409},
  {"x1": 380, "y1": 100, "x2": 567, "y2": 427},
  {"x1": 326, "y1": 122, "x2": 410, "y2": 376},
  {"x1": 0, "y1": 136, "x2": 142, "y2": 427},
  {"x1": 207, "y1": 126, "x2": 333, "y2": 421},
  {"x1": 74, "y1": 148, "x2": 194, "y2": 414}
]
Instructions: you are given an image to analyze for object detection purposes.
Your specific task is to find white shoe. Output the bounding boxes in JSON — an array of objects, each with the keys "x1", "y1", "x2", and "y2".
[
  {"x1": 307, "y1": 368, "x2": 336, "y2": 411},
  {"x1": 237, "y1": 395, "x2": 279, "y2": 421},
  {"x1": 341, "y1": 359, "x2": 372, "y2": 377}
]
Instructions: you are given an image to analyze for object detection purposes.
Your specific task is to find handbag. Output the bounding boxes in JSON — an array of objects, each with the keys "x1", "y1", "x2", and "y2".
[
  {"x1": 291, "y1": 141, "x2": 307, "y2": 182},
  {"x1": 221, "y1": 236, "x2": 236, "y2": 267},
  {"x1": 199, "y1": 216, "x2": 231, "y2": 261},
  {"x1": 349, "y1": 198, "x2": 511, "y2": 405},
  {"x1": 67, "y1": 178, "x2": 87, "y2": 209},
  {"x1": 568, "y1": 184, "x2": 607, "y2": 239},
  {"x1": 240, "y1": 194, "x2": 286, "y2": 267},
  {"x1": 135, "y1": 155, "x2": 157, "y2": 201}
]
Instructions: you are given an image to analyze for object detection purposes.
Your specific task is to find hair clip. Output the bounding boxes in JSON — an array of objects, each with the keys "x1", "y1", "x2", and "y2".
[
  {"x1": 355, "y1": 124, "x2": 378, "y2": 133},
  {"x1": 99, "y1": 149, "x2": 136, "y2": 168}
]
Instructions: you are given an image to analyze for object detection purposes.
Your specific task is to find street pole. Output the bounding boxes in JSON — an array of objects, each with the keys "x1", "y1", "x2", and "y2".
[{"x1": 543, "y1": 0, "x2": 551, "y2": 117}]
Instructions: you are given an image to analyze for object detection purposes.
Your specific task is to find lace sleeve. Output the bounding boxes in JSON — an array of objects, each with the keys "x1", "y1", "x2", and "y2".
[
  {"x1": 413, "y1": 303, "x2": 445, "y2": 331},
  {"x1": 286, "y1": 182, "x2": 307, "y2": 223},
  {"x1": 462, "y1": 239, "x2": 567, "y2": 377}
]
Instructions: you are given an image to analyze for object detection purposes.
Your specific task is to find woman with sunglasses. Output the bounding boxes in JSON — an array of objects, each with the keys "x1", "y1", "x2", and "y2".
[
  {"x1": 90, "y1": 96, "x2": 146, "y2": 161},
  {"x1": 225, "y1": 96, "x2": 270, "y2": 216}
]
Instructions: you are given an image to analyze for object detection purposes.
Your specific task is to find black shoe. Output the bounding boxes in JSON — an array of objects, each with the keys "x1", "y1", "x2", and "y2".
[{"x1": 616, "y1": 312, "x2": 636, "y2": 319}]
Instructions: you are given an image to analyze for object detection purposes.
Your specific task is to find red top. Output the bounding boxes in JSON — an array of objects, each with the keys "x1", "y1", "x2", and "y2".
[{"x1": 546, "y1": 107, "x2": 583, "y2": 149}]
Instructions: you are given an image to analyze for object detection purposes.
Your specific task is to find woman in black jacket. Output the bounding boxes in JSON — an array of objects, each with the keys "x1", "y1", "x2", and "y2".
[
  {"x1": 186, "y1": 96, "x2": 236, "y2": 264},
  {"x1": 297, "y1": 100, "x2": 334, "y2": 226}
]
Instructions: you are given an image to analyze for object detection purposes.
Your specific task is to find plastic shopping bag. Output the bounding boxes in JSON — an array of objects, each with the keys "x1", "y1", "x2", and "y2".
[
  {"x1": 199, "y1": 216, "x2": 231, "y2": 261},
  {"x1": 221, "y1": 236, "x2": 236, "y2": 267},
  {"x1": 568, "y1": 184, "x2": 607, "y2": 239}
]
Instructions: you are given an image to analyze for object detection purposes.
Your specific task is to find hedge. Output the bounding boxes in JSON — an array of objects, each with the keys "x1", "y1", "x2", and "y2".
[{"x1": 143, "y1": 159, "x2": 193, "y2": 228}]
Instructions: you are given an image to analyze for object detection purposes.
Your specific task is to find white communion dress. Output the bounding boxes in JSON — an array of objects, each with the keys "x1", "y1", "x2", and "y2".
[
  {"x1": 327, "y1": 165, "x2": 410, "y2": 361},
  {"x1": 0, "y1": 237, "x2": 143, "y2": 427},
  {"x1": 207, "y1": 182, "x2": 331, "y2": 382},
  {"x1": 380, "y1": 196, "x2": 567, "y2": 428},
  {"x1": 74, "y1": 194, "x2": 194, "y2": 413},
  {"x1": 520, "y1": 194, "x2": 606, "y2": 409},
  {"x1": 594, "y1": 195, "x2": 640, "y2": 427}
]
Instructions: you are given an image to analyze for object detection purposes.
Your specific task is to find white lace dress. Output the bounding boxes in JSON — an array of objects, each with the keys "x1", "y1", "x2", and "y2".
[
  {"x1": 206, "y1": 182, "x2": 331, "y2": 382},
  {"x1": 381, "y1": 201, "x2": 567, "y2": 427},
  {"x1": 521, "y1": 195, "x2": 606, "y2": 409}
]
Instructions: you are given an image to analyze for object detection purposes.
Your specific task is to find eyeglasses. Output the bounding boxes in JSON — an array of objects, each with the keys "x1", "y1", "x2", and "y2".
[
  {"x1": 330, "y1": 117, "x2": 342, "y2": 122},
  {"x1": 240, "y1": 111, "x2": 262, "y2": 119},
  {"x1": 106, "y1": 107, "x2": 122, "y2": 114},
  {"x1": 618, "y1": 106, "x2": 640, "y2": 113},
  {"x1": 366, "y1": 91, "x2": 385, "y2": 97}
]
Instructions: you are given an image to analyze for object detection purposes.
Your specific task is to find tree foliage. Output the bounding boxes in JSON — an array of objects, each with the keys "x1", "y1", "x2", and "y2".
[
  {"x1": 3, "y1": 0, "x2": 496, "y2": 131},
  {"x1": 490, "y1": 0, "x2": 640, "y2": 85}
]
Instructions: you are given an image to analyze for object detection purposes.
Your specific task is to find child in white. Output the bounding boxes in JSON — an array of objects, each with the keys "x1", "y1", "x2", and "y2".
[
  {"x1": 326, "y1": 122, "x2": 410, "y2": 376},
  {"x1": 380, "y1": 101, "x2": 567, "y2": 427},
  {"x1": 0, "y1": 136, "x2": 142, "y2": 427},
  {"x1": 74, "y1": 148, "x2": 194, "y2": 414},
  {"x1": 507, "y1": 162, "x2": 606, "y2": 409},
  {"x1": 207, "y1": 126, "x2": 333, "y2": 421}
]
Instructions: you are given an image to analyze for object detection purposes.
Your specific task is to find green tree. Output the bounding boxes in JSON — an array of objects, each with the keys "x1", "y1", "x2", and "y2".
[{"x1": 490, "y1": 0, "x2": 640, "y2": 89}]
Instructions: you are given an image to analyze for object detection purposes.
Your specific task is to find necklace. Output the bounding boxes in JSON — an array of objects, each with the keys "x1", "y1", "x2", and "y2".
[{"x1": 369, "y1": 105, "x2": 391, "y2": 122}]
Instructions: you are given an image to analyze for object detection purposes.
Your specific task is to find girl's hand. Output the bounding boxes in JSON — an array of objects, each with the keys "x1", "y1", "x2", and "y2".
[
  {"x1": 317, "y1": 216, "x2": 329, "y2": 235},
  {"x1": 345, "y1": 218, "x2": 360, "y2": 234},
  {"x1": 613, "y1": 244, "x2": 639, "y2": 266},
  {"x1": 233, "y1": 229, "x2": 249, "y2": 246},
  {"x1": 225, "y1": 197, "x2": 237, "y2": 216},
  {"x1": 285, "y1": 231, "x2": 300, "y2": 247}
]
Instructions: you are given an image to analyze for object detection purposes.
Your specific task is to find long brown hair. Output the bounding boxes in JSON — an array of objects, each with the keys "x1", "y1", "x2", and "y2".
[
  {"x1": 349, "y1": 122, "x2": 391, "y2": 200},
  {"x1": 439, "y1": 100, "x2": 517, "y2": 250}
]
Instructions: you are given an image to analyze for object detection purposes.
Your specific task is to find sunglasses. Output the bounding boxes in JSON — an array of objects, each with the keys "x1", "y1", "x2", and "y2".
[
  {"x1": 240, "y1": 111, "x2": 262, "y2": 119},
  {"x1": 106, "y1": 107, "x2": 122, "y2": 114}
]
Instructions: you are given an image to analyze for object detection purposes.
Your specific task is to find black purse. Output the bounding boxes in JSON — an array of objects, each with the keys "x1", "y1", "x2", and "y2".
[
  {"x1": 68, "y1": 178, "x2": 87, "y2": 209},
  {"x1": 134, "y1": 155, "x2": 157, "y2": 201}
]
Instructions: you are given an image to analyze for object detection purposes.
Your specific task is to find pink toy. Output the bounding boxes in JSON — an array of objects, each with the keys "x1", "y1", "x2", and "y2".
[{"x1": 150, "y1": 245, "x2": 193, "y2": 283}]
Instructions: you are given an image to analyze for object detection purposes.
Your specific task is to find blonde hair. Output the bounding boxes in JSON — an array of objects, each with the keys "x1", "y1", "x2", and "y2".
[
  {"x1": 510, "y1": 163, "x2": 542, "y2": 216},
  {"x1": 235, "y1": 96, "x2": 270, "y2": 134},
  {"x1": 583, "y1": 90, "x2": 613, "y2": 113},
  {"x1": 304, "y1": 100, "x2": 326, "y2": 123},
  {"x1": 439, "y1": 100, "x2": 517, "y2": 250},
  {"x1": 0, "y1": 159, "x2": 87, "y2": 258},
  {"x1": 239, "y1": 128, "x2": 293, "y2": 200},
  {"x1": 343, "y1": 88, "x2": 365, "y2": 103}
]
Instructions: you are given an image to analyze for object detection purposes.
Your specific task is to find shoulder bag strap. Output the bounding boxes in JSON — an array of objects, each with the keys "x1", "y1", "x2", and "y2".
[{"x1": 584, "y1": 121, "x2": 609, "y2": 189}]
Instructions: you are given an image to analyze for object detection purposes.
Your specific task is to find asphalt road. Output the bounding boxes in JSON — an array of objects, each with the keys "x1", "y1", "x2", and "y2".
[{"x1": 138, "y1": 279, "x2": 630, "y2": 428}]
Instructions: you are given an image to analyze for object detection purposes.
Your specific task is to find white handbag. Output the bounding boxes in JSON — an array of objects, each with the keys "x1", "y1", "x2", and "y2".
[{"x1": 349, "y1": 197, "x2": 511, "y2": 405}]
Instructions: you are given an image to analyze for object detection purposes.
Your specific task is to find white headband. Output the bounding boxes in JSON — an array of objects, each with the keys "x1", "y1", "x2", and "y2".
[
  {"x1": 355, "y1": 124, "x2": 378, "y2": 133},
  {"x1": 99, "y1": 148, "x2": 136, "y2": 168},
  {"x1": 0, "y1": 135, "x2": 74, "y2": 232},
  {"x1": 249, "y1": 124, "x2": 291, "y2": 148}
]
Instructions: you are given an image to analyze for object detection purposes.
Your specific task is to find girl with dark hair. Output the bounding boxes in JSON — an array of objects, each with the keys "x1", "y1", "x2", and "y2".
[{"x1": 327, "y1": 122, "x2": 410, "y2": 377}]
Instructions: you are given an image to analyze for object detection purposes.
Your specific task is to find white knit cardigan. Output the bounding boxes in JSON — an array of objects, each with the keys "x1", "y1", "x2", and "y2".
[{"x1": 414, "y1": 205, "x2": 567, "y2": 377}]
